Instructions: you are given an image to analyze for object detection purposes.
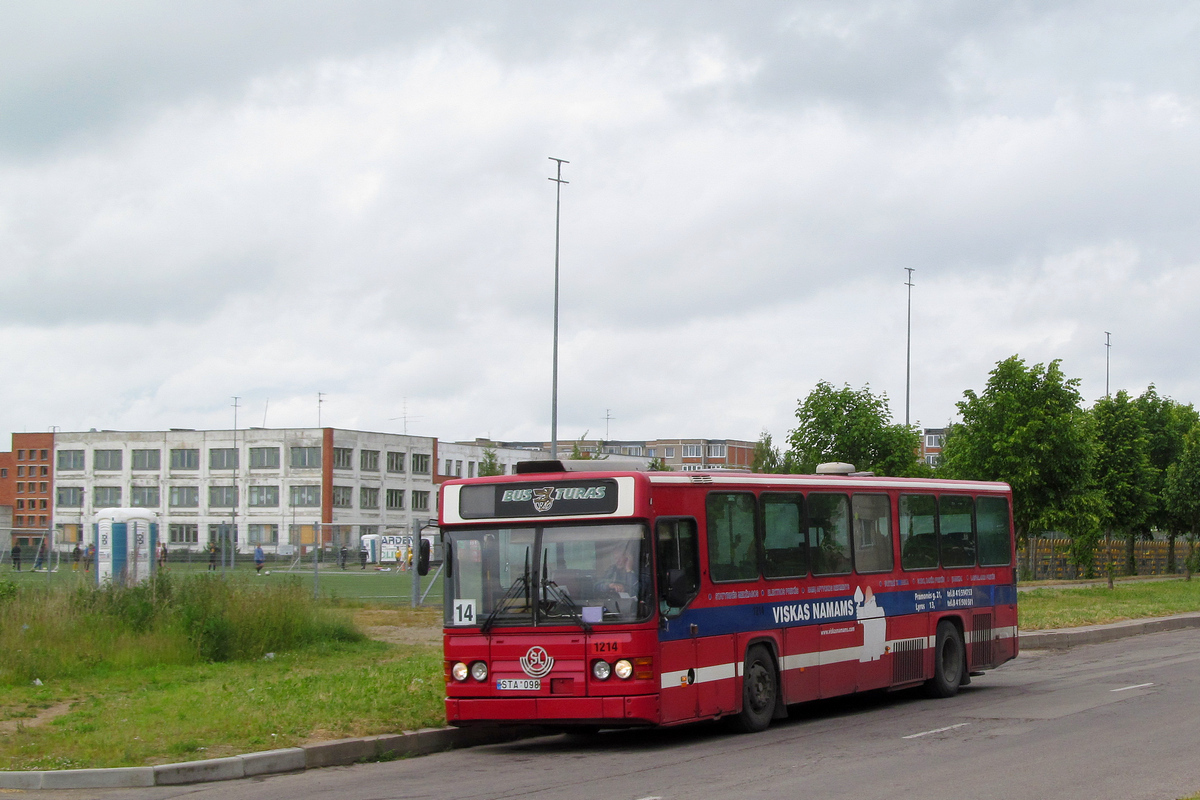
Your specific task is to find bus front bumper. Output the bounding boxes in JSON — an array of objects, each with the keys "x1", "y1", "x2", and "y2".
[{"x1": 446, "y1": 694, "x2": 660, "y2": 727}]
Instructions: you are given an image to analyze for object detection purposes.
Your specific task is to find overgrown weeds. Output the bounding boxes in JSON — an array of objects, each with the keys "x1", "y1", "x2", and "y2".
[{"x1": 0, "y1": 574, "x2": 361, "y2": 685}]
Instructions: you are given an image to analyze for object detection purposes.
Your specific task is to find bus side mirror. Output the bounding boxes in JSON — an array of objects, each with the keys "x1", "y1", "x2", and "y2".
[
  {"x1": 417, "y1": 539, "x2": 431, "y2": 576},
  {"x1": 664, "y1": 569, "x2": 691, "y2": 608}
]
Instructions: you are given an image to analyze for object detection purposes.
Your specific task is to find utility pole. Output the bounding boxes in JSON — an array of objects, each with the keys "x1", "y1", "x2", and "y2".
[
  {"x1": 1105, "y1": 332, "x2": 1112, "y2": 399},
  {"x1": 905, "y1": 268, "x2": 914, "y2": 428},
  {"x1": 549, "y1": 157, "x2": 569, "y2": 459},
  {"x1": 604, "y1": 409, "x2": 614, "y2": 441}
]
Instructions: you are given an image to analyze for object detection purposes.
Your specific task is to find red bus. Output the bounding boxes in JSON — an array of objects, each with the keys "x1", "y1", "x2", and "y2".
[{"x1": 440, "y1": 460, "x2": 1017, "y2": 732}]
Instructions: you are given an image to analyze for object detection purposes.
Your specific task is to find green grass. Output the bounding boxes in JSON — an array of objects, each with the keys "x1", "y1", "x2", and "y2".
[
  {"x1": 0, "y1": 640, "x2": 444, "y2": 770},
  {"x1": 1020, "y1": 578, "x2": 1200, "y2": 630}
]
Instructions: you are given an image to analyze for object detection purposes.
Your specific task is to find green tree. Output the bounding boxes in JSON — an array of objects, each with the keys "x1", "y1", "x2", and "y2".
[
  {"x1": 1163, "y1": 423, "x2": 1200, "y2": 580},
  {"x1": 785, "y1": 381, "x2": 920, "y2": 476},
  {"x1": 569, "y1": 432, "x2": 593, "y2": 460},
  {"x1": 940, "y1": 356, "x2": 1103, "y2": 573},
  {"x1": 1133, "y1": 386, "x2": 1199, "y2": 570},
  {"x1": 647, "y1": 457, "x2": 672, "y2": 471},
  {"x1": 1092, "y1": 390, "x2": 1157, "y2": 575},
  {"x1": 478, "y1": 447, "x2": 504, "y2": 477},
  {"x1": 751, "y1": 430, "x2": 783, "y2": 473}
]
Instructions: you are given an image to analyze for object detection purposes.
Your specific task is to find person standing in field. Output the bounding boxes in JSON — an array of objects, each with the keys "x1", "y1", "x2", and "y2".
[
  {"x1": 208, "y1": 542, "x2": 218, "y2": 571},
  {"x1": 254, "y1": 544, "x2": 265, "y2": 574},
  {"x1": 10, "y1": 543, "x2": 21, "y2": 572},
  {"x1": 85, "y1": 543, "x2": 95, "y2": 572},
  {"x1": 72, "y1": 544, "x2": 82, "y2": 572},
  {"x1": 158, "y1": 542, "x2": 168, "y2": 571}
]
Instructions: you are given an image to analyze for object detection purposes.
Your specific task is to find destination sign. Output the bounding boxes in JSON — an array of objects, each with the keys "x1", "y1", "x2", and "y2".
[{"x1": 459, "y1": 479, "x2": 619, "y2": 519}]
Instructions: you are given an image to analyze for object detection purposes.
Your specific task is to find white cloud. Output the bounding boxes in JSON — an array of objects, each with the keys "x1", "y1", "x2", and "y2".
[{"x1": 3, "y1": 3, "x2": 1200, "y2": 451}]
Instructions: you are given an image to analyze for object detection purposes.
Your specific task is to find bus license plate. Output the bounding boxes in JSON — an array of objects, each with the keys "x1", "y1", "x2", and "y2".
[{"x1": 497, "y1": 679, "x2": 540, "y2": 691}]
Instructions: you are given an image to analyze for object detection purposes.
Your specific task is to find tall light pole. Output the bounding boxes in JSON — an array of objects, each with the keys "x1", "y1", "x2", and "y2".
[
  {"x1": 548, "y1": 157, "x2": 569, "y2": 459},
  {"x1": 1105, "y1": 331, "x2": 1112, "y2": 399},
  {"x1": 905, "y1": 268, "x2": 914, "y2": 428}
]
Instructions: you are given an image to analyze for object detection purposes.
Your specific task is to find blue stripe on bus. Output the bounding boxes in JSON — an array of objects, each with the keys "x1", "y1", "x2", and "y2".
[{"x1": 659, "y1": 583, "x2": 1017, "y2": 642}]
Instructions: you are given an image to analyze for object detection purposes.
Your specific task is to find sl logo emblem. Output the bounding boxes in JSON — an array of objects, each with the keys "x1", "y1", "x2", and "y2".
[
  {"x1": 531, "y1": 487, "x2": 556, "y2": 513},
  {"x1": 520, "y1": 646, "x2": 554, "y2": 678}
]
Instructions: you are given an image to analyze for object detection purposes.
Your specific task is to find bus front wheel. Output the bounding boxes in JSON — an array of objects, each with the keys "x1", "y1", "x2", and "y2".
[
  {"x1": 732, "y1": 645, "x2": 777, "y2": 733},
  {"x1": 926, "y1": 620, "x2": 964, "y2": 698}
]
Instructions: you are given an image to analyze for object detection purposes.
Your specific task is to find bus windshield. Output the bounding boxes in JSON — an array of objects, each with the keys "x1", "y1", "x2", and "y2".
[{"x1": 445, "y1": 523, "x2": 653, "y2": 628}]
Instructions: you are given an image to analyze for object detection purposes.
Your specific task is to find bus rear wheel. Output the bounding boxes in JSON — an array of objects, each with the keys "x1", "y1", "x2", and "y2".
[
  {"x1": 732, "y1": 645, "x2": 777, "y2": 733},
  {"x1": 926, "y1": 620, "x2": 964, "y2": 698}
]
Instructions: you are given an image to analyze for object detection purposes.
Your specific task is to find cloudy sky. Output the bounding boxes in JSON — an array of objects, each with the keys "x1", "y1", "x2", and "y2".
[{"x1": 3, "y1": 1, "x2": 1199, "y2": 449}]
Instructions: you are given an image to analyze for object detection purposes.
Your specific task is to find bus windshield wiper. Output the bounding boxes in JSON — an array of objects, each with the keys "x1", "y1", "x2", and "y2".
[
  {"x1": 540, "y1": 556, "x2": 592, "y2": 633},
  {"x1": 482, "y1": 549, "x2": 530, "y2": 634}
]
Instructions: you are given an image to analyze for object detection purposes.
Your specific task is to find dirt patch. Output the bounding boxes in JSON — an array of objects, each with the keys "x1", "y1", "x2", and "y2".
[
  {"x1": 354, "y1": 608, "x2": 442, "y2": 647},
  {"x1": 0, "y1": 703, "x2": 71, "y2": 735}
]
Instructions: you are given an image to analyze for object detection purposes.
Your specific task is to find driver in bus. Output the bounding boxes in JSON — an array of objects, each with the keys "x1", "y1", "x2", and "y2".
[{"x1": 598, "y1": 548, "x2": 639, "y2": 595}]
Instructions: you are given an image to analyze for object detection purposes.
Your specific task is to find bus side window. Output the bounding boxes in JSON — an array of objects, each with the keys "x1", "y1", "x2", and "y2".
[
  {"x1": 976, "y1": 496, "x2": 1012, "y2": 566},
  {"x1": 939, "y1": 495, "x2": 976, "y2": 568},
  {"x1": 706, "y1": 493, "x2": 759, "y2": 582},
  {"x1": 761, "y1": 493, "x2": 808, "y2": 578},
  {"x1": 852, "y1": 494, "x2": 893, "y2": 573},
  {"x1": 809, "y1": 493, "x2": 851, "y2": 576},
  {"x1": 899, "y1": 494, "x2": 938, "y2": 570},
  {"x1": 656, "y1": 519, "x2": 699, "y2": 611}
]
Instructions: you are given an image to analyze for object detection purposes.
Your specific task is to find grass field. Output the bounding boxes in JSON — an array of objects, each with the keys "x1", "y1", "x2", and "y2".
[
  {"x1": 0, "y1": 559, "x2": 443, "y2": 606},
  {"x1": 1019, "y1": 577, "x2": 1200, "y2": 630}
]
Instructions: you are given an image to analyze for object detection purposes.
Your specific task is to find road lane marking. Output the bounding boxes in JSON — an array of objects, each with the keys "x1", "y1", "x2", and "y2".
[
  {"x1": 903, "y1": 723, "x2": 969, "y2": 739},
  {"x1": 1111, "y1": 683, "x2": 1154, "y2": 692}
]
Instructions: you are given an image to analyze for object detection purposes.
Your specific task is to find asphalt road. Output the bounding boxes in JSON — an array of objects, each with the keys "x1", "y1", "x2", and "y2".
[{"x1": 39, "y1": 628, "x2": 1200, "y2": 800}]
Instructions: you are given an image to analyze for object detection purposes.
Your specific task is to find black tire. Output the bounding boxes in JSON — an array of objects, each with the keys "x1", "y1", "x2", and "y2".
[
  {"x1": 925, "y1": 620, "x2": 965, "y2": 698},
  {"x1": 732, "y1": 645, "x2": 777, "y2": 733}
]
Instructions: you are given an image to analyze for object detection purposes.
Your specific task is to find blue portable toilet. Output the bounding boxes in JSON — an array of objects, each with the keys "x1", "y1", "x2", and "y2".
[{"x1": 93, "y1": 508, "x2": 159, "y2": 586}]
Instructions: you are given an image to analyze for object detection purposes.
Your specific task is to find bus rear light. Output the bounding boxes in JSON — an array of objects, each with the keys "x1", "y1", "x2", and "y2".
[
  {"x1": 470, "y1": 661, "x2": 489, "y2": 682},
  {"x1": 592, "y1": 660, "x2": 612, "y2": 681},
  {"x1": 613, "y1": 659, "x2": 633, "y2": 680},
  {"x1": 452, "y1": 662, "x2": 469, "y2": 682},
  {"x1": 634, "y1": 657, "x2": 653, "y2": 680}
]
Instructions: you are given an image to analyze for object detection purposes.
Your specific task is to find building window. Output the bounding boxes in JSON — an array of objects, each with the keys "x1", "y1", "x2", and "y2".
[
  {"x1": 360, "y1": 487, "x2": 380, "y2": 509},
  {"x1": 208, "y1": 524, "x2": 238, "y2": 545},
  {"x1": 40, "y1": 449, "x2": 48, "y2": 460},
  {"x1": 169, "y1": 523, "x2": 199, "y2": 544},
  {"x1": 386, "y1": 451, "x2": 405, "y2": 473},
  {"x1": 130, "y1": 486, "x2": 160, "y2": 507},
  {"x1": 0, "y1": 468, "x2": 6, "y2": 478},
  {"x1": 17, "y1": 450, "x2": 24, "y2": 460},
  {"x1": 361, "y1": 450, "x2": 380, "y2": 472},
  {"x1": 467, "y1": 461, "x2": 476, "y2": 478},
  {"x1": 926, "y1": 434, "x2": 944, "y2": 449},
  {"x1": 16, "y1": 499, "x2": 24, "y2": 510},
  {"x1": 412, "y1": 453, "x2": 430, "y2": 474},
  {"x1": 248, "y1": 524, "x2": 279, "y2": 545},
  {"x1": 169, "y1": 486, "x2": 200, "y2": 507},
  {"x1": 333, "y1": 448, "x2": 354, "y2": 470},
  {"x1": 16, "y1": 466, "x2": 24, "y2": 477},
  {"x1": 58, "y1": 450, "x2": 85, "y2": 470},
  {"x1": 249, "y1": 485, "x2": 280, "y2": 507},
  {"x1": 664, "y1": 447, "x2": 676, "y2": 458},
  {"x1": 454, "y1": 460, "x2": 462, "y2": 477},
  {"x1": 57, "y1": 486, "x2": 83, "y2": 507},
  {"x1": 386, "y1": 489, "x2": 405, "y2": 510},
  {"x1": 94, "y1": 450, "x2": 123, "y2": 471},
  {"x1": 291, "y1": 446, "x2": 321, "y2": 468},
  {"x1": 40, "y1": 466, "x2": 47, "y2": 476},
  {"x1": 94, "y1": 486, "x2": 122, "y2": 507},
  {"x1": 332, "y1": 486, "x2": 353, "y2": 508},
  {"x1": 706, "y1": 444, "x2": 726, "y2": 458},
  {"x1": 411, "y1": 490, "x2": 430, "y2": 512},
  {"x1": 250, "y1": 447, "x2": 280, "y2": 469},
  {"x1": 210, "y1": 448, "x2": 238, "y2": 470},
  {"x1": 681, "y1": 444, "x2": 703, "y2": 458},
  {"x1": 39, "y1": 482, "x2": 48, "y2": 493},
  {"x1": 444, "y1": 459, "x2": 453, "y2": 476},
  {"x1": 171, "y1": 449, "x2": 200, "y2": 470},
  {"x1": 39, "y1": 499, "x2": 47, "y2": 509},
  {"x1": 290, "y1": 485, "x2": 321, "y2": 507},
  {"x1": 131, "y1": 449, "x2": 161, "y2": 471},
  {"x1": 209, "y1": 485, "x2": 238, "y2": 508},
  {"x1": 16, "y1": 482, "x2": 23, "y2": 493},
  {"x1": 625, "y1": 446, "x2": 643, "y2": 456}
]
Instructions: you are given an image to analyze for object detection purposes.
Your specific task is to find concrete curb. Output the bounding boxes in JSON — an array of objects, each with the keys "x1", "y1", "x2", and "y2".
[
  {"x1": 0, "y1": 725, "x2": 544, "y2": 790},
  {"x1": 1019, "y1": 611, "x2": 1200, "y2": 649}
]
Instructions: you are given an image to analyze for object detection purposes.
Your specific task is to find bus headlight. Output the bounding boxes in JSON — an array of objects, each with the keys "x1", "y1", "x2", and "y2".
[
  {"x1": 592, "y1": 660, "x2": 612, "y2": 681},
  {"x1": 452, "y1": 662, "x2": 469, "y2": 682},
  {"x1": 470, "y1": 661, "x2": 489, "y2": 682},
  {"x1": 613, "y1": 659, "x2": 633, "y2": 680}
]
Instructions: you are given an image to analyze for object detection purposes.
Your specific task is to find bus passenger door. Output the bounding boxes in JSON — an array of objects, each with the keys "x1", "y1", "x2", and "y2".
[{"x1": 656, "y1": 518, "x2": 701, "y2": 724}]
